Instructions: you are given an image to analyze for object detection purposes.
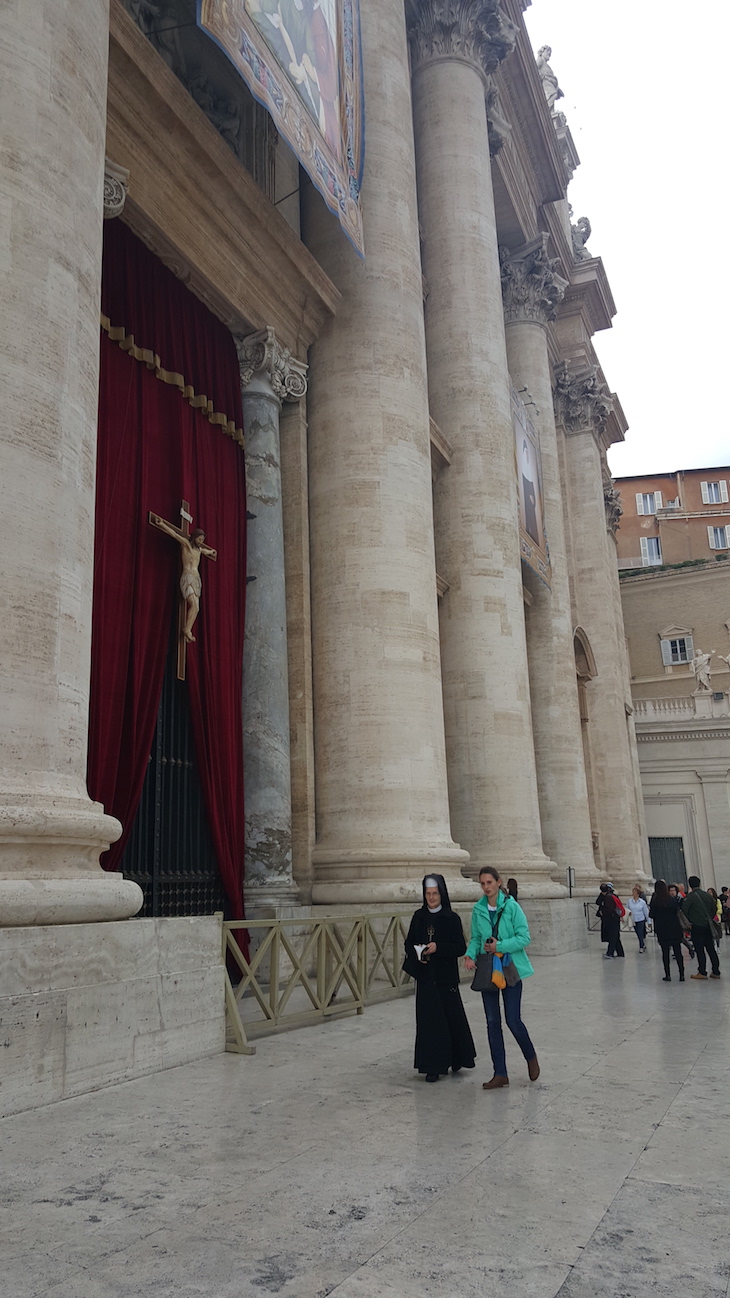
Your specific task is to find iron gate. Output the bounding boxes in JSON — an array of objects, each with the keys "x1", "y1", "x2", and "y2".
[
  {"x1": 121, "y1": 635, "x2": 228, "y2": 917},
  {"x1": 648, "y1": 836, "x2": 688, "y2": 888}
]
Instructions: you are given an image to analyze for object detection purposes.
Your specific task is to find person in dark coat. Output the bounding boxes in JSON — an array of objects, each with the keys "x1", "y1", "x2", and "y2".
[
  {"x1": 403, "y1": 875, "x2": 476, "y2": 1083},
  {"x1": 649, "y1": 879, "x2": 685, "y2": 982},
  {"x1": 596, "y1": 883, "x2": 624, "y2": 958}
]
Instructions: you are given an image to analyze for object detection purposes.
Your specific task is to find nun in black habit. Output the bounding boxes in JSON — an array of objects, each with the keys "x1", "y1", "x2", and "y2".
[{"x1": 403, "y1": 875, "x2": 477, "y2": 1083}]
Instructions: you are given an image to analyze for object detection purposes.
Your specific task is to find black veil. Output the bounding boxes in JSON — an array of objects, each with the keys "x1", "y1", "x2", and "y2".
[{"x1": 421, "y1": 873, "x2": 452, "y2": 911}]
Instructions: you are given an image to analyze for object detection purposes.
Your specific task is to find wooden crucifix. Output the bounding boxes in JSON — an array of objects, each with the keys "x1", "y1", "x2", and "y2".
[{"x1": 148, "y1": 500, "x2": 217, "y2": 680}]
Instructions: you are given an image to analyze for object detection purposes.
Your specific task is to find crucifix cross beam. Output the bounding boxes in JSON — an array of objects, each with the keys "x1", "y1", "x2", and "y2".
[{"x1": 148, "y1": 500, "x2": 217, "y2": 680}]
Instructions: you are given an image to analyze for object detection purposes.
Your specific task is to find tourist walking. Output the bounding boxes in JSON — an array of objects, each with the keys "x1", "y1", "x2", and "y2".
[
  {"x1": 668, "y1": 885, "x2": 695, "y2": 959},
  {"x1": 464, "y1": 867, "x2": 539, "y2": 1090},
  {"x1": 707, "y1": 888, "x2": 723, "y2": 948},
  {"x1": 626, "y1": 886, "x2": 650, "y2": 952},
  {"x1": 649, "y1": 880, "x2": 685, "y2": 982},
  {"x1": 403, "y1": 875, "x2": 476, "y2": 1083},
  {"x1": 597, "y1": 883, "x2": 624, "y2": 958},
  {"x1": 681, "y1": 876, "x2": 721, "y2": 980}
]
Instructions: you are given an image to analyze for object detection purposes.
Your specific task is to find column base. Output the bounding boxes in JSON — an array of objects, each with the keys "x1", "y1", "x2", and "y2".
[
  {"x1": 462, "y1": 853, "x2": 567, "y2": 899},
  {"x1": 0, "y1": 799, "x2": 142, "y2": 925},
  {"x1": 311, "y1": 845, "x2": 474, "y2": 905},
  {"x1": 244, "y1": 880, "x2": 302, "y2": 915},
  {"x1": 519, "y1": 897, "x2": 588, "y2": 955}
]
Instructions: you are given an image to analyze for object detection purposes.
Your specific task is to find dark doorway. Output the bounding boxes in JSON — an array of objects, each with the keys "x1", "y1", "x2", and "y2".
[
  {"x1": 121, "y1": 630, "x2": 228, "y2": 917},
  {"x1": 648, "y1": 836, "x2": 688, "y2": 888}
]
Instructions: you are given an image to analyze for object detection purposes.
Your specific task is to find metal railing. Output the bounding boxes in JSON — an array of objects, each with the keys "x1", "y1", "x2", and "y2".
[{"x1": 223, "y1": 912, "x2": 415, "y2": 1055}]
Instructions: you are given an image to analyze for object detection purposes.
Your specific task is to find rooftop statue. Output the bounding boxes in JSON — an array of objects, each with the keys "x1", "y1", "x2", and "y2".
[
  {"x1": 536, "y1": 45, "x2": 564, "y2": 112},
  {"x1": 571, "y1": 213, "x2": 593, "y2": 261}
]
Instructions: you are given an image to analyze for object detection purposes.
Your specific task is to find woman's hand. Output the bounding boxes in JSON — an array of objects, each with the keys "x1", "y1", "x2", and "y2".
[
  {"x1": 422, "y1": 942, "x2": 437, "y2": 956},
  {"x1": 464, "y1": 956, "x2": 476, "y2": 972},
  {"x1": 483, "y1": 937, "x2": 496, "y2": 953}
]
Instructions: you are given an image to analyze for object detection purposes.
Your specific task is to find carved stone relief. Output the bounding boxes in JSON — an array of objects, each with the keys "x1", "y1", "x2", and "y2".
[
  {"x1": 236, "y1": 327, "x2": 308, "y2": 404},
  {"x1": 103, "y1": 160, "x2": 130, "y2": 219},
  {"x1": 408, "y1": 0, "x2": 517, "y2": 79},
  {"x1": 500, "y1": 234, "x2": 568, "y2": 324},
  {"x1": 553, "y1": 361, "x2": 613, "y2": 436}
]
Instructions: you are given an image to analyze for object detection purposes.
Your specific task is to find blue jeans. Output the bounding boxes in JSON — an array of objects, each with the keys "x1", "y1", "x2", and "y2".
[
  {"x1": 481, "y1": 982, "x2": 536, "y2": 1078},
  {"x1": 634, "y1": 920, "x2": 647, "y2": 949}
]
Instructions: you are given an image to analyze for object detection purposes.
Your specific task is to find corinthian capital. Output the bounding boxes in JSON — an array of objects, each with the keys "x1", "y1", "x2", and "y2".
[
  {"x1": 500, "y1": 235, "x2": 568, "y2": 324},
  {"x1": 552, "y1": 361, "x2": 613, "y2": 436},
  {"x1": 103, "y1": 158, "x2": 129, "y2": 220},
  {"x1": 236, "y1": 327, "x2": 308, "y2": 403},
  {"x1": 408, "y1": 0, "x2": 517, "y2": 80}
]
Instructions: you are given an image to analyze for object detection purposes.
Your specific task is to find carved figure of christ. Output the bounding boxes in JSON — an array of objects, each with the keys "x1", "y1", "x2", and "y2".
[{"x1": 148, "y1": 501, "x2": 217, "y2": 680}]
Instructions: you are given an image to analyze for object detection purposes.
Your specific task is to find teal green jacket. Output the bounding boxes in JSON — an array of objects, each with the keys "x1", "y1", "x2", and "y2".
[{"x1": 466, "y1": 894, "x2": 535, "y2": 980}]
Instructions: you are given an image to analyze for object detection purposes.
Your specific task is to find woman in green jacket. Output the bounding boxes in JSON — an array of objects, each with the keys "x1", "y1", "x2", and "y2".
[{"x1": 464, "y1": 866, "x2": 540, "y2": 1090}]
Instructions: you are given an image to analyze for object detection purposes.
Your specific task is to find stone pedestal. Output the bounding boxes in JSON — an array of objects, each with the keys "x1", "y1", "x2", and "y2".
[
  {"x1": 555, "y1": 367, "x2": 652, "y2": 893},
  {"x1": 302, "y1": 0, "x2": 470, "y2": 904},
  {"x1": 409, "y1": 4, "x2": 562, "y2": 898},
  {"x1": 0, "y1": 0, "x2": 141, "y2": 923},
  {"x1": 238, "y1": 329, "x2": 307, "y2": 911},
  {"x1": 502, "y1": 240, "x2": 601, "y2": 897}
]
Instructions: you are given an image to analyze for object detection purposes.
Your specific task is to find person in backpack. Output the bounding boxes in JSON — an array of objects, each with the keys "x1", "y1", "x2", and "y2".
[
  {"x1": 598, "y1": 883, "x2": 624, "y2": 959},
  {"x1": 464, "y1": 867, "x2": 539, "y2": 1090},
  {"x1": 681, "y1": 876, "x2": 721, "y2": 980},
  {"x1": 626, "y1": 885, "x2": 650, "y2": 952}
]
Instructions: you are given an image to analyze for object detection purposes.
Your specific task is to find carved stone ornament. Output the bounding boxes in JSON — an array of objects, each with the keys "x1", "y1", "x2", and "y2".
[
  {"x1": 486, "y1": 80, "x2": 511, "y2": 155},
  {"x1": 570, "y1": 208, "x2": 593, "y2": 261},
  {"x1": 103, "y1": 159, "x2": 129, "y2": 219},
  {"x1": 236, "y1": 327, "x2": 308, "y2": 403},
  {"x1": 553, "y1": 361, "x2": 613, "y2": 436},
  {"x1": 408, "y1": 0, "x2": 517, "y2": 80},
  {"x1": 603, "y1": 482, "x2": 623, "y2": 533},
  {"x1": 500, "y1": 235, "x2": 568, "y2": 324}
]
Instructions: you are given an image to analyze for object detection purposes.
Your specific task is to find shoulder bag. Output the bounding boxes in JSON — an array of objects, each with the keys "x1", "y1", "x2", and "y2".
[{"x1": 470, "y1": 902, "x2": 521, "y2": 991}]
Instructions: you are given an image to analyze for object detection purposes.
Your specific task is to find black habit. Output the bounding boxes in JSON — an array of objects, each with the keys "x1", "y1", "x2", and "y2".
[{"x1": 403, "y1": 899, "x2": 476, "y2": 1077}]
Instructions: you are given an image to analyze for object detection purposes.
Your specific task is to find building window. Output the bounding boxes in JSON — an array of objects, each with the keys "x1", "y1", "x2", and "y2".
[
  {"x1": 701, "y1": 480, "x2": 728, "y2": 505},
  {"x1": 660, "y1": 635, "x2": 693, "y2": 665},
  {"x1": 708, "y1": 525, "x2": 729, "y2": 550},
  {"x1": 640, "y1": 536, "x2": 662, "y2": 565},
  {"x1": 635, "y1": 491, "x2": 662, "y2": 515}
]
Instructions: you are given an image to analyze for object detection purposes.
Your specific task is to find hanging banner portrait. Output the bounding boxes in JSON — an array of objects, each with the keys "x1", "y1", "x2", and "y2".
[
  {"x1": 198, "y1": 0, "x2": 365, "y2": 254},
  {"x1": 512, "y1": 388, "x2": 551, "y2": 588}
]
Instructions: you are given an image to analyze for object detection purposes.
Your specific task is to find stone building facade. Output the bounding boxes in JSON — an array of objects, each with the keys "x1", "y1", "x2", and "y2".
[
  {"x1": 619, "y1": 557, "x2": 730, "y2": 890},
  {"x1": 0, "y1": 0, "x2": 649, "y2": 1109}
]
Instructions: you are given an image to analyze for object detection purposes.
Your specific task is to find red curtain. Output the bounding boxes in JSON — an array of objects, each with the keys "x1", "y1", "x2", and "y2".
[{"x1": 88, "y1": 221, "x2": 247, "y2": 919}]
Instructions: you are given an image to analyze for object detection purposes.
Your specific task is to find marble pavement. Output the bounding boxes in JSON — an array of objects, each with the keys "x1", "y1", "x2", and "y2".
[{"x1": 2, "y1": 942, "x2": 729, "y2": 1298}]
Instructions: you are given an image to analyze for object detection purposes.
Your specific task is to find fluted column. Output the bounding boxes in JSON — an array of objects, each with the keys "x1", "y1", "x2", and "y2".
[
  {"x1": 0, "y1": 0, "x2": 142, "y2": 925},
  {"x1": 409, "y1": 1, "x2": 563, "y2": 896},
  {"x1": 501, "y1": 239, "x2": 601, "y2": 895},
  {"x1": 237, "y1": 328, "x2": 307, "y2": 910},
  {"x1": 555, "y1": 365, "x2": 652, "y2": 891},
  {"x1": 302, "y1": 0, "x2": 470, "y2": 904}
]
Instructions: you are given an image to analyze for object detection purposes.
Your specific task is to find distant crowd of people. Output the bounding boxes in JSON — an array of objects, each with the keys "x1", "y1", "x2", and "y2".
[{"x1": 595, "y1": 877, "x2": 724, "y2": 982}]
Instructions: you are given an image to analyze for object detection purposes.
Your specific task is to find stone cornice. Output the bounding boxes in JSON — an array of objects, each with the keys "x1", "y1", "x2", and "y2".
[
  {"x1": 553, "y1": 361, "x2": 613, "y2": 437},
  {"x1": 500, "y1": 233, "x2": 567, "y2": 324},
  {"x1": 407, "y1": 0, "x2": 517, "y2": 81},
  {"x1": 636, "y1": 728, "x2": 730, "y2": 743},
  {"x1": 558, "y1": 257, "x2": 616, "y2": 336},
  {"x1": 236, "y1": 327, "x2": 308, "y2": 403}
]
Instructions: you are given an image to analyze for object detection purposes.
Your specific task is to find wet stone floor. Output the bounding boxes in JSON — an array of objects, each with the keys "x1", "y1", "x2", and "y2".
[{"x1": 2, "y1": 939, "x2": 730, "y2": 1298}]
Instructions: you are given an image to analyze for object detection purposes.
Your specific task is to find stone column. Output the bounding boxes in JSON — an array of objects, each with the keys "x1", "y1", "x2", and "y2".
[
  {"x1": 302, "y1": 0, "x2": 470, "y2": 904},
  {"x1": 237, "y1": 329, "x2": 307, "y2": 910},
  {"x1": 698, "y1": 772, "x2": 730, "y2": 889},
  {"x1": 0, "y1": 0, "x2": 142, "y2": 925},
  {"x1": 555, "y1": 365, "x2": 652, "y2": 891},
  {"x1": 409, "y1": 1, "x2": 563, "y2": 896},
  {"x1": 501, "y1": 238, "x2": 600, "y2": 896}
]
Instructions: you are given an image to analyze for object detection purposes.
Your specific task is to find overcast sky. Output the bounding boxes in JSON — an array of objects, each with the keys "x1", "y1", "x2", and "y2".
[{"x1": 523, "y1": 0, "x2": 730, "y2": 478}]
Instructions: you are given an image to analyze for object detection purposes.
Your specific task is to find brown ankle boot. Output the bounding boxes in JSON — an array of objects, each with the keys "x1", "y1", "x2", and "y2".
[
  {"x1": 528, "y1": 1057, "x2": 540, "y2": 1081},
  {"x1": 482, "y1": 1075, "x2": 509, "y2": 1090}
]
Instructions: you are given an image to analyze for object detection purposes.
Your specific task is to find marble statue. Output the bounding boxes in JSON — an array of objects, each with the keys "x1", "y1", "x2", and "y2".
[
  {"x1": 537, "y1": 45, "x2": 563, "y2": 111},
  {"x1": 571, "y1": 214, "x2": 592, "y2": 261},
  {"x1": 690, "y1": 649, "x2": 714, "y2": 692}
]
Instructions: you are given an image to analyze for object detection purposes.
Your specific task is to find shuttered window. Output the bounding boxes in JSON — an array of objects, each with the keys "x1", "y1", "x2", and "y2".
[
  {"x1": 708, "y1": 525, "x2": 729, "y2": 549},
  {"x1": 640, "y1": 536, "x2": 662, "y2": 564},
  {"x1": 635, "y1": 491, "x2": 662, "y2": 514},
  {"x1": 660, "y1": 635, "x2": 694, "y2": 665},
  {"x1": 701, "y1": 480, "x2": 728, "y2": 504}
]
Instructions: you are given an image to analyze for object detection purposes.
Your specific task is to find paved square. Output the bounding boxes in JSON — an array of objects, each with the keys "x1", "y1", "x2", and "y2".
[{"x1": 2, "y1": 942, "x2": 729, "y2": 1297}]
